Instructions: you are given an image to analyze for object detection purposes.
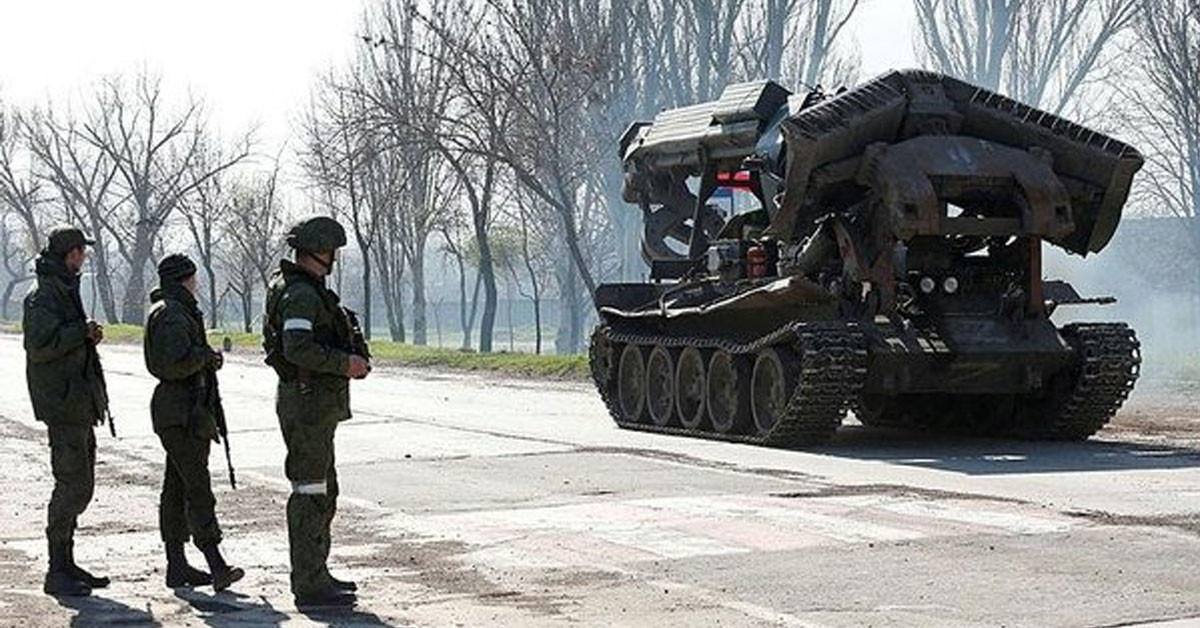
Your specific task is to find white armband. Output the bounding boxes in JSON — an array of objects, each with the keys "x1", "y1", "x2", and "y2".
[{"x1": 283, "y1": 318, "x2": 313, "y2": 332}]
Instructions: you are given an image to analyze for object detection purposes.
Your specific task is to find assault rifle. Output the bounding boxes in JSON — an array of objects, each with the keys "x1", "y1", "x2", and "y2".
[
  {"x1": 85, "y1": 338, "x2": 116, "y2": 437},
  {"x1": 206, "y1": 360, "x2": 237, "y2": 490},
  {"x1": 343, "y1": 307, "x2": 372, "y2": 376}
]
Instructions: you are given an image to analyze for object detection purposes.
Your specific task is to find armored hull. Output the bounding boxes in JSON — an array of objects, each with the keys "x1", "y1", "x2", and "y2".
[{"x1": 590, "y1": 70, "x2": 1142, "y2": 446}]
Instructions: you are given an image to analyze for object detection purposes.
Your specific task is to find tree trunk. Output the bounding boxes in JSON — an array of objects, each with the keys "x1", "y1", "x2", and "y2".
[
  {"x1": 380, "y1": 272, "x2": 402, "y2": 343},
  {"x1": 205, "y1": 264, "x2": 219, "y2": 328},
  {"x1": 764, "y1": 0, "x2": 786, "y2": 79},
  {"x1": 474, "y1": 164, "x2": 498, "y2": 353},
  {"x1": 477, "y1": 234, "x2": 498, "y2": 353},
  {"x1": 555, "y1": 260, "x2": 584, "y2": 355},
  {"x1": 454, "y1": 253, "x2": 470, "y2": 349},
  {"x1": 121, "y1": 229, "x2": 154, "y2": 324},
  {"x1": 240, "y1": 286, "x2": 253, "y2": 333},
  {"x1": 805, "y1": 0, "x2": 833, "y2": 85},
  {"x1": 518, "y1": 210, "x2": 543, "y2": 354},
  {"x1": 122, "y1": 260, "x2": 148, "y2": 324},
  {"x1": 532, "y1": 291, "x2": 542, "y2": 355},
  {"x1": 695, "y1": 3, "x2": 714, "y2": 100},
  {"x1": 570, "y1": 284, "x2": 585, "y2": 354},
  {"x1": 361, "y1": 249, "x2": 372, "y2": 341},
  {"x1": 411, "y1": 249, "x2": 427, "y2": 345},
  {"x1": 87, "y1": 223, "x2": 119, "y2": 323},
  {"x1": 464, "y1": 271, "x2": 482, "y2": 350},
  {"x1": 372, "y1": 241, "x2": 405, "y2": 342}
]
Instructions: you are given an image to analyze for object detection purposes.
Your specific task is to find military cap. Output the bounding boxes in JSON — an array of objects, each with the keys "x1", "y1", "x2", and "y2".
[
  {"x1": 157, "y1": 253, "x2": 197, "y2": 282},
  {"x1": 285, "y1": 215, "x2": 347, "y2": 253},
  {"x1": 46, "y1": 226, "x2": 95, "y2": 255}
]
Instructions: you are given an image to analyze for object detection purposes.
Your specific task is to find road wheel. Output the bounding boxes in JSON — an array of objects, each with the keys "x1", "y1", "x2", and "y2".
[
  {"x1": 617, "y1": 344, "x2": 647, "y2": 422},
  {"x1": 675, "y1": 347, "x2": 707, "y2": 430},
  {"x1": 707, "y1": 350, "x2": 751, "y2": 434},
  {"x1": 751, "y1": 347, "x2": 797, "y2": 437},
  {"x1": 645, "y1": 346, "x2": 677, "y2": 427},
  {"x1": 588, "y1": 327, "x2": 617, "y2": 387}
]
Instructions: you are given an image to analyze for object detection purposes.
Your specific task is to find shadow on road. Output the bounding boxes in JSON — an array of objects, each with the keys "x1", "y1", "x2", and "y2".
[
  {"x1": 298, "y1": 606, "x2": 408, "y2": 627},
  {"x1": 55, "y1": 593, "x2": 162, "y2": 627},
  {"x1": 173, "y1": 589, "x2": 290, "y2": 627},
  {"x1": 820, "y1": 425, "x2": 1200, "y2": 475}
]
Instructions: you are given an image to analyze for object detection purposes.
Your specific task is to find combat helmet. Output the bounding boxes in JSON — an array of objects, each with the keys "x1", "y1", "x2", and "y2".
[{"x1": 285, "y1": 216, "x2": 347, "y2": 253}]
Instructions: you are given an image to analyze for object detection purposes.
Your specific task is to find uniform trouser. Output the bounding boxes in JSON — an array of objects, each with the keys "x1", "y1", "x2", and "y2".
[
  {"x1": 278, "y1": 387, "x2": 341, "y2": 597},
  {"x1": 157, "y1": 426, "x2": 221, "y2": 547},
  {"x1": 46, "y1": 424, "x2": 96, "y2": 547}
]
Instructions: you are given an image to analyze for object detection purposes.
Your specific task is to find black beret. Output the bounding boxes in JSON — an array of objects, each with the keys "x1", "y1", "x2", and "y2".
[
  {"x1": 47, "y1": 226, "x2": 95, "y2": 255},
  {"x1": 157, "y1": 253, "x2": 197, "y2": 282}
]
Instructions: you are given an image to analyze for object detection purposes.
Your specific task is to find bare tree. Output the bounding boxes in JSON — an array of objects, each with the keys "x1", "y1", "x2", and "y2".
[
  {"x1": 505, "y1": 193, "x2": 552, "y2": 354},
  {"x1": 358, "y1": 3, "x2": 460, "y2": 346},
  {"x1": 396, "y1": 0, "x2": 509, "y2": 352},
  {"x1": 362, "y1": 144, "x2": 408, "y2": 342},
  {"x1": 80, "y1": 73, "x2": 249, "y2": 323},
  {"x1": 220, "y1": 248, "x2": 258, "y2": 333},
  {"x1": 180, "y1": 139, "x2": 235, "y2": 326},
  {"x1": 221, "y1": 169, "x2": 287, "y2": 331},
  {"x1": 0, "y1": 104, "x2": 41, "y2": 318},
  {"x1": 439, "y1": 207, "x2": 483, "y2": 350},
  {"x1": 1118, "y1": 1, "x2": 1200, "y2": 315},
  {"x1": 740, "y1": 0, "x2": 863, "y2": 86},
  {"x1": 914, "y1": 0, "x2": 1139, "y2": 115},
  {"x1": 0, "y1": 210, "x2": 33, "y2": 319},
  {"x1": 0, "y1": 104, "x2": 43, "y2": 251},
  {"x1": 23, "y1": 106, "x2": 124, "y2": 322},
  {"x1": 300, "y1": 74, "x2": 379, "y2": 338}
]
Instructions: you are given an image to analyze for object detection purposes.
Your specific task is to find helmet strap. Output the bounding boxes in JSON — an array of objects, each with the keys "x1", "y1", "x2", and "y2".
[{"x1": 300, "y1": 250, "x2": 335, "y2": 275}]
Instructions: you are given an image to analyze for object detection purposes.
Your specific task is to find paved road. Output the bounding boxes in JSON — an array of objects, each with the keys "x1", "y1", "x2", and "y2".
[{"x1": 0, "y1": 334, "x2": 1198, "y2": 627}]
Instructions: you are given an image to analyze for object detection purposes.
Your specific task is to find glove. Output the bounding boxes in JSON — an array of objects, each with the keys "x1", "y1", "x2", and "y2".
[
  {"x1": 86, "y1": 321, "x2": 104, "y2": 345},
  {"x1": 209, "y1": 349, "x2": 224, "y2": 371}
]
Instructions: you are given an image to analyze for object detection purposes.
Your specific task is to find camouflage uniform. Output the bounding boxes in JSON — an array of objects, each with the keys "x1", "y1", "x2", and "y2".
[
  {"x1": 144, "y1": 282, "x2": 221, "y2": 548},
  {"x1": 263, "y1": 217, "x2": 363, "y2": 605},
  {"x1": 23, "y1": 227, "x2": 108, "y2": 595},
  {"x1": 145, "y1": 253, "x2": 242, "y2": 591}
]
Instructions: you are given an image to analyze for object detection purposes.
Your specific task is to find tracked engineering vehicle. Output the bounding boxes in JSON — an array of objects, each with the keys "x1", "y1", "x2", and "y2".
[{"x1": 589, "y1": 69, "x2": 1143, "y2": 447}]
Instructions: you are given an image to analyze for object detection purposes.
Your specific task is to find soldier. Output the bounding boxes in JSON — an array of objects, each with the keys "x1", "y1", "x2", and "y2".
[
  {"x1": 263, "y1": 216, "x2": 370, "y2": 609},
  {"x1": 23, "y1": 226, "x2": 110, "y2": 597},
  {"x1": 144, "y1": 254, "x2": 244, "y2": 591}
]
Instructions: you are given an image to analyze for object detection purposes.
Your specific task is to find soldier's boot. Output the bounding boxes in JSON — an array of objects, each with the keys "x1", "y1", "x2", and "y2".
[
  {"x1": 165, "y1": 543, "x2": 212, "y2": 588},
  {"x1": 65, "y1": 540, "x2": 110, "y2": 589},
  {"x1": 199, "y1": 542, "x2": 244, "y2": 593},
  {"x1": 295, "y1": 585, "x2": 357, "y2": 610},
  {"x1": 43, "y1": 542, "x2": 91, "y2": 597},
  {"x1": 327, "y1": 573, "x2": 358, "y2": 593}
]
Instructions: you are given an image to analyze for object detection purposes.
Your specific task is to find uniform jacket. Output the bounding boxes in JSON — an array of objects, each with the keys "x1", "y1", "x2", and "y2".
[
  {"x1": 264, "y1": 259, "x2": 351, "y2": 420},
  {"x1": 144, "y1": 283, "x2": 218, "y2": 438},
  {"x1": 23, "y1": 254, "x2": 102, "y2": 426}
]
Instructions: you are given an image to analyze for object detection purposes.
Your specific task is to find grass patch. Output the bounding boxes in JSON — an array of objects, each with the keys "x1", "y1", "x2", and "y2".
[
  {"x1": 2, "y1": 321, "x2": 587, "y2": 380},
  {"x1": 365, "y1": 341, "x2": 588, "y2": 379},
  {"x1": 103, "y1": 324, "x2": 145, "y2": 344},
  {"x1": 210, "y1": 330, "x2": 262, "y2": 351}
]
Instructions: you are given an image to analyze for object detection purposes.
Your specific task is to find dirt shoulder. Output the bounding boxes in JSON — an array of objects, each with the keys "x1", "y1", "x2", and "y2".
[{"x1": 1102, "y1": 380, "x2": 1200, "y2": 450}]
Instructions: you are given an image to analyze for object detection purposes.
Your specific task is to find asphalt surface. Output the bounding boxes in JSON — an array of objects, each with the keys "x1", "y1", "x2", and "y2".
[{"x1": 0, "y1": 334, "x2": 1198, "y2": 628}]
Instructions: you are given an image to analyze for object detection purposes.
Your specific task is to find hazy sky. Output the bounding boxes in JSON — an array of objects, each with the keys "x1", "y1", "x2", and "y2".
[{"x1": 0, "y1": 0, "x2": 917, "y2": 150}]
